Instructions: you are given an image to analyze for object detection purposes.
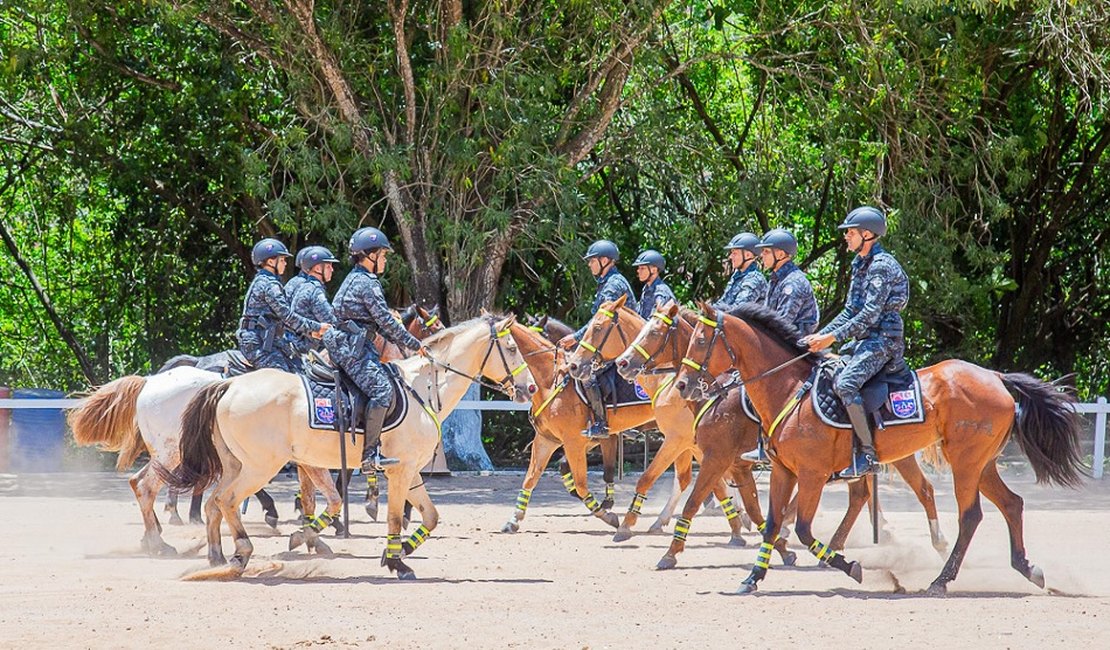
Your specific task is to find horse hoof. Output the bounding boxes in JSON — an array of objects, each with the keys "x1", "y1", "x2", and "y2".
[
  {"x1": 848, "y1": 561, "x2": 863, "y2": 584},
  {"x1": 781, "y1": 551, "x2": 798, "y2": 567},
  {"x1": 1029, "y1": 564, "x2": 1045, "y2": 589},
  {"x1": 331, "y1": 520, "x2": 347, "y2": 537},
  {"x1": 189, "y1": 515, "x2": 204, "y2": 526},
  {"x1": 208, "y1": 553, "x2": 227, "y2": 567},
  {"x1": 314, "y1": 539, "x2": 333, "y2": 556},
  {"x1": 599, "y1": 511, "x2": 620, "y2": 528},
  {"x1": 293, "y1": 496, "x2": 302, "y2": 515},
  {"x1": 656, "y1": 555, "x2": 677, "y2": 571},
  {"x1": 741, "y1": 512, "x2": 753, "y2": 532},
  {"x1": 735, "y1": 581, "x2": 758, "y2": 595},
  {"x1": 168, "y1": 513, "x2": 184, "y2": 526},
  {"x1": 155, "y1": 542, "x2": 179, "y2": 557},
  {"x1": 500, "y1": 520, "x2": 520, "y2": 534},
  {"x1": 613, "y1": 527, "x2": 632, "y2": 543},
  {"x1": 397, "y1": 569, "x2": 417, "y2": 581},
  {"x1": 289, "y1": 531, "x2": 305, "y2": 551},
  {"x1": 727, "y1": 535, "x2": 747, "y2": 548},
  {"x1": 925, "y1": 582, "x2": 947, "y2": 597},
  {"x1": 601, "y1": 498, "x2": 615, "y2": 511},
  {"x1": 265, "y1": 514, "x2": 279, "y2": 530},
  {"x1": 365, "y1": 501, "x2": 379, "y2": 521},
  {"x1": 647, "y1": 524, "x2": 666, "y2": 535}
]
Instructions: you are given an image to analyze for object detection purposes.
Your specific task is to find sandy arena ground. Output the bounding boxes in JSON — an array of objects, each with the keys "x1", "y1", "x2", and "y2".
[{"x1": 0, "y1": 467, "x2": 1107, "y2": 649}]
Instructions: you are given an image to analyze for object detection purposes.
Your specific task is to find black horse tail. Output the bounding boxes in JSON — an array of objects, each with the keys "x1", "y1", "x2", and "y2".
[
  {"x1": 154, "y1": 380, "x2": 231, "y2": 493},
  {"x1": 1000, "y1": 373, "x2": 1086, "y2": 488},
  {"x1": 156, "y1": 354, "x2": 199, "y2": 374}
]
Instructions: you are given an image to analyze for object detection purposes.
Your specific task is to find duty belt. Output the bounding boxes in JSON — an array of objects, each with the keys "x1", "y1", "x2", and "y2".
[
  {"x1": 239, "y1": 315, "x2": 286, "y2": 352},
  {"x1": 339, "y1": 319, "x2": 378, "y2": 357}
]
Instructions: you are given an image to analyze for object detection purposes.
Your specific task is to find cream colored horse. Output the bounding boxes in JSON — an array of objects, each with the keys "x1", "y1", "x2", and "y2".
[{"x1": 158, "y1": 315, "x2": 536, "y2": 580}]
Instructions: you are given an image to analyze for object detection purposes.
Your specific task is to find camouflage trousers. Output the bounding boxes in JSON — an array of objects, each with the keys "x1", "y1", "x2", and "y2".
[
  {"x1": 326, "y1": 334, "x2": 393, "y2": 409},
  {"x1": 239, "y1": 334, "x2": 301, "y2": 373},
  {"x1": 833, "y1": 336, "x2": 904, "y2": 403}
]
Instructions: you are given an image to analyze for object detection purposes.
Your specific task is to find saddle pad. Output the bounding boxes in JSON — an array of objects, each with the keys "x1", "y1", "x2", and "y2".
[
  {"x1": 301, "y1": 365, "x2": 409, "y2": 434},
  {"x1": 739, "y1": 386, "x2": 760, "y2": 424},
  {"x1": 572, "y1": 364, "x2": 651, "y2": 408},
  {"x1": 812, "y1": 362, "x2": 925, "y2": 429}
]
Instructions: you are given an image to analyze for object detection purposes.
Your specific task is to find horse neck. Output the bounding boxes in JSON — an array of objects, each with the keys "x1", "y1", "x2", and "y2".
[
  {"x1": 417, "y1": 323, "x2": 499, "y2": 418},
  {"x1": 509, "y1": 324, "x2": 559, "y2": 405},
  {"x1": 723, "y1": 317, "x2": 811, "y2": 412}
]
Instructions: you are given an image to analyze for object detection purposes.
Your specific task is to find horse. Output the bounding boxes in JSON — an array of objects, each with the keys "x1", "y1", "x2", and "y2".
[
  {"x1": 674, "y1": 301, "x2": 1084, "y2": 595},
  {"x1": 524, "y1": 314, "x2": 622, "y2": 511},
  {"x1": 606, "y1": 300, "x2": 947, "y2": 569},
  {"x1": 157, "y1": 314, "x2": 537, "y2": 579}
]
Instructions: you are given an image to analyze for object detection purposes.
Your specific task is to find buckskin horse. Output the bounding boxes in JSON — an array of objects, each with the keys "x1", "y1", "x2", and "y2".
[
  {"x1": 675, "y1": 301, "x2": 1083, "y2": 595},
  {"x1": 158, "y1": 315, "x2": 536, "y2": 580}
]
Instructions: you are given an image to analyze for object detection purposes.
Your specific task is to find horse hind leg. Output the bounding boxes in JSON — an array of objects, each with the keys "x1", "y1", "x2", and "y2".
[
  {"x1": 979, "y1": 463, "x2": 1043, "y2": 589},
  {"x1": 657, "y1": 449, "x2": 732, "y2": 570},
  {"x1": 189, "y1": 488, "x2": 204, "y2": 525},
  {"x1": 926, "y1": 465, "x2": 985, "y2": 596},
  {"x1": 254, "y1": 488, "x2": 279, "y2": 529},
  {"x1": 599, "y1": 435, "x2": 618, "y2": 510},
  {"x1": 165, "y1": 489, "x2": 184, "y2": 526},
  {"x1": 617, "y1": 434, "x2": 688, "y2": 541},
  {"x1": 289, "y1": 467, "x2": 320, "y2": 552},
  {"x1": 892, "y1": 454, "x2": 947, "y2": 554},
  {"x1": 829, "y1": 478, "x2": 870, "y2": 551},
  {"x1": 131, "y1": 463, "x2": 177, "y2": 556}
]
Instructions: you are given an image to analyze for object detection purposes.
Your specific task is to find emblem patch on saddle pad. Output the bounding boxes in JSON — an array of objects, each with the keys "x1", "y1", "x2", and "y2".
[
  {"x1": 633, "y1": 381, "x2": 650, "y2": 401},
  {"x1": 890, "y1": 389, "x2": 918, "y2": 418},
  {"x1": 314, "y1": 397, "x2": 336, "y2": 425}
]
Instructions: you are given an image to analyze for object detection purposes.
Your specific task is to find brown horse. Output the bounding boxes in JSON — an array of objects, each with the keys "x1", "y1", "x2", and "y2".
[
  {"x1": 565, "y1": 297, "x2": 769, "y2": 556},
  {"x1": 609, "y1": 301, "x2": 947, "y2": 569},
  {"x1": 675, "y1": 301, "x2": 1084, "y2": 595}
]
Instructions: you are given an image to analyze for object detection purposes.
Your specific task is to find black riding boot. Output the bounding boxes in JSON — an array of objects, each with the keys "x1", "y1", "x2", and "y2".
[
  {"x1": 582, "y1": 381, "x2": 609, "y2": 439},
  {"x1": 838, "y1": 396, "x2": 876, "y2": 478},
  {"x1": 360, "y1": 406, "x2": 398, "y2": 473}
]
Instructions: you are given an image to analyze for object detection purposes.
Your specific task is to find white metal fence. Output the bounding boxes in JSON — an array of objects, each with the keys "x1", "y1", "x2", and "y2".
[{"x1": 2, "y1": 395, "x2": 1108, "y2": 479}]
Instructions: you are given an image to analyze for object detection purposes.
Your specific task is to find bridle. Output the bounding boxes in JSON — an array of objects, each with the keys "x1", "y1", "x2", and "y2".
[
  {"x1": 680, "y1": 313, "x2": 810, "y2": 399},
  {"x1": 427, "y1": 320, "x2": 530, "y2": 402},
  {"x1": 574, "y1": 307, "x2": 630, "y2": 375},
  {"x1": 626, "y1": 311, "x2": 683, "y2": 375}
]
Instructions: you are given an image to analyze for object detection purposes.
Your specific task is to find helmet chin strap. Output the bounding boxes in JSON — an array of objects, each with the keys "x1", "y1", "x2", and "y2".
[{"x1": 596, "y1": 258, "x2": 611, "y2": 277}]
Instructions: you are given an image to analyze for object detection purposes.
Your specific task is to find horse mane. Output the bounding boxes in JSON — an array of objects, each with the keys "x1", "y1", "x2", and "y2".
[
  {"x1": 399, "y1": 304, "x2": 418, "y2": 327},
  {"x1": 422, "y1": 314, "x2": 501, "y2": 351},
  {"x1": 724, "y1": 302, "x2": 811, "y2": 355}
]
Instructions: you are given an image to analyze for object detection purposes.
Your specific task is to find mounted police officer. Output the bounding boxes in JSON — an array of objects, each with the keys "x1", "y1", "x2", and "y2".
[
  {"x1": 801, "y1": 206, "x2": 909, "y2": 478},
  {"x1": 285, "y1": 247, "x2": 313, "y2": 301},
  {"x1": 739, "y1": 228, "x2": 818, "y2": 463},
  {"x1": 289, "y1": 245, "x2": 341, "y2": 353},
  {"x1": 713, "y1": 232, "x2": 767, "y2": 310},
  {"x1": 324, "y1": 227, "x2": 427, "y2": 473},
  {"x1": 237, "y1": 238, "x2": 330, "y2": 373},
  {"x1": 557, "y1": 239, "x2": 637, "y2": 439},
  {"x1": 632, "y1": 249, "x2": 676, "y2": 319}
]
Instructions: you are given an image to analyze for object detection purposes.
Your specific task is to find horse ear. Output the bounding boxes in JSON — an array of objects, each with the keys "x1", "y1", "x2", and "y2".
[
  {"x1": 665, "y1": 301, "x2": 679, "y2": 317},
  {"x1": 480, "y1": 307, "x2": 490, "y2": 317},
  {"x1": 539, "y1": 315, "x2": 549, "y2": 327},
  {"x1": 430, "y1": 305, "x2": 439, "y2": 316},
  {"x1": 416, "y1": 305, "x2": 429, "y2": 318},
  {"x1": 697, "y1": 299, "x2": 713, "y2": 315},
  {"x1": 497, "y1": 313, "x2": 517, "y2": 331},
  {"x1": 614, "y1": 294, "x2": 627, "y2": 308}
]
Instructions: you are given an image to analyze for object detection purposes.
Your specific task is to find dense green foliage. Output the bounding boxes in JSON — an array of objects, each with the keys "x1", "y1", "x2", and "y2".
[{"x1": 2, "y1": 0, "x2": 1108, "y2": 412}]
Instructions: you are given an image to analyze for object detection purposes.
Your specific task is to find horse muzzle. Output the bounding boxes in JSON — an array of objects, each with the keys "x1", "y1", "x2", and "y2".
[
  {"x1": 615, "y1": 356, "x2": 638, "y2": 381},
  {"x1": 566, "y1": 359, "x2": 591, "y2": 381}
]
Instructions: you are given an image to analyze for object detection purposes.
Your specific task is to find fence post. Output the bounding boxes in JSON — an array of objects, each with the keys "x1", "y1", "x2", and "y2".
[{"x1": 1094, "y1": 396, "x2": 1107, "y2": 480}]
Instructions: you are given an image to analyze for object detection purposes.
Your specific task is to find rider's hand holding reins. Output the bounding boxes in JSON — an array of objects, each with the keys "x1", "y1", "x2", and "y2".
[
  {"x1": 417, "y1": 344, "x2": 430, "y2": 357},
  {"x1": 313, "y1": 323, "x2": 332, "y2": 339},
  {"x1": 801, "y1": 333, "x2": 835, "y2": 353},
  {"x1": 557, "y1": 335, "x2": 576, "y2": 350}
]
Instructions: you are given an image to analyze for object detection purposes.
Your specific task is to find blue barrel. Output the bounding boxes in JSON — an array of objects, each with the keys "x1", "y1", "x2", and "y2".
[{"x1": 10, "y1": 388, "x2": 67, "y2": 472}]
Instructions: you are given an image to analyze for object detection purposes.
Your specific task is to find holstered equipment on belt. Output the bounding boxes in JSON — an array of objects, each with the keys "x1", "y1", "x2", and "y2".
[
  {"x1": 339, "y1": 319, "x2": 378, "y2": 357},
  {"x1": 239, "y1": 315, "x2": 286, "y2": 352}
]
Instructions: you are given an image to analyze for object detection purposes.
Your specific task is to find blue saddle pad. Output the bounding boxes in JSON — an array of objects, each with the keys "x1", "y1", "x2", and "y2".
[
  {"x1": 572, "y1": 364, "x2": 652, "y2": 408},
  {"x1": 812, "y1": 361, "x2": 925, "y2": 429},
  {"x1": 301, "y1": 363, "x2": 408, "y2": 434}
]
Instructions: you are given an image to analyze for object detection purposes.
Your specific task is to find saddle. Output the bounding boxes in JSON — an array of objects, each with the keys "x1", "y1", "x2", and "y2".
[
  {"x1": 300, "y1": 353, "x2": 409, "y2": 434},
  {"x1": 572, "y1": 363, "x2": 652, "y2": 409},
  {"x1": 222, "y1": 350, "x2": 255, "y2": 378},
  {"x1": 811, "y1": 359, "x2": 925, "y2": 429}
]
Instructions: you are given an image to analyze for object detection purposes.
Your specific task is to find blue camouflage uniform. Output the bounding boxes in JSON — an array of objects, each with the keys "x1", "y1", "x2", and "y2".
[
  {"x1": 714, "y1": 265, "x2": 768, "y2": 311},
  {"x1": 290, "y1": 276, "x2": 338, "y2": 353},
  {"x1": 765, "y1": 261, "x2": 819, "y2": 336},
  {"x1": 818, "y1": 242, "x2": 909, "y2": 402},
  {"x1": 284, "y1": 271, "x2": 310, "y2": 303},
  {"x1": 237, "y1": 269, "x2": 323, "y2": 372},
  {"x1": 284, "y1": 271, "x2": 313, "y2": 353},
  {"x1": 324, "y1": 267, "x2": 421, "y2": 409},
  {"x1": 573, "y1": 267, "x2": 637, "y2": 340},
  {"x1": 637, "y1": 278, "x2": 676, "y2": 319}
]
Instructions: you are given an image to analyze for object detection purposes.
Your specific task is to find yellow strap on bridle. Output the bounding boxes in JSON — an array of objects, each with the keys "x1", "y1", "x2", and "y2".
[
  {"x1": 528, "y1": 325, "x2": 544, "y2": 332},
  {"x1": 652, "y1": 312, "x2": 673, "y2": 325},
  {"x1": 510, "y1": 362, "x2": 528, "y2": 377},
  {"x1": 579, "y1": 340, "x2": 598, "y2": 353},
  {"x1": 599, "y1": 308, "x2": 616, "y2": 318},
  {"x1": 692, "y1": 394, "x2": 721, "y2": 431},
  {"x1": 633, "y1": 343, "x2": 650, "y2": 359},
  {"x1": 424, "y1": 315, "x2": 439, "y2": 327},
  {"x1": 681, "y1": 357, "x2": 703, "y2": 371},
  {"x1": 532, "y1": 382, "x2": 565, "y2": 417},
  {"x1": 697, "y1": 315, "x2": 718, "y2": 328},
  {"x1": 497, "y1": 327, "x2": 512, "y2": 338}
]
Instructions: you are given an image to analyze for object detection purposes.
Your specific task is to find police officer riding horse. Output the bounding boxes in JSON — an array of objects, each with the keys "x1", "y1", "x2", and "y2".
[
  {"x1": 558, "y1": 239, "x2": 638, "y2": 439},
  {"x1": 802, "y1": 206, "x2": 909, "y2": 478}
]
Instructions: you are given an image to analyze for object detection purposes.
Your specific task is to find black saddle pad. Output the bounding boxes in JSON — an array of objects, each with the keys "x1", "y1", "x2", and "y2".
[
  {"x1": 301, "y1": 361, "x2": 408, "y2": 434},
  {"x1": 739, "y1": 386, "x2": 760, "y2": 424},
  {"x1": 812, "y1": 360, "x2": 925, "y2": 429},
  {"x1": 573, "y1": 364, "x2": 651, "y2": 408}
]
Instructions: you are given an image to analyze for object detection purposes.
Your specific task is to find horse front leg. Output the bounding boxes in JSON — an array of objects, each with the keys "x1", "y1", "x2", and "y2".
[
  {"x1": 737, "y1": 462, "x2": 799, "y2": 595},
  {"x1": 502, "y1": 432, "x2": 561, "y2": 533},
  {"x1": 381, "y1": 465, "x2": 418, "y2": 579},
  {"x1": 565, "y1": 434, "x2": 618, "y2": 528},
  {"x1": 616, "y1": 431, "x2": 690, "y2": 542}
]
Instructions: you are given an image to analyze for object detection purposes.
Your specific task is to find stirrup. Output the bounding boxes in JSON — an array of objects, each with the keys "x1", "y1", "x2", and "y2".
[
  {"x1": 581, "y1": 421, "x2": 609, "y2": 440},
  {"x1": 740, "y1": 438, "x2": 768, "y2": 463},
  {"x1": 361, "y1": 448, "x2": 400, "y2": 473},
  {"x1": 837, "y1": 449, "x2": 876, "y2": 479}
]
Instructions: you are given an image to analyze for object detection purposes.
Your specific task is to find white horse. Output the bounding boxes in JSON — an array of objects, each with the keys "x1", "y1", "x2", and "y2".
[{"x1": 158, "y1": 314, "x2": 537, "y2": 580}]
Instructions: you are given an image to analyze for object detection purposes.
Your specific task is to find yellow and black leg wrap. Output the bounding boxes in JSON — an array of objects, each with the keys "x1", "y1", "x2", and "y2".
[
  {"x1": 366, "y1": 472, "x2": 378, "y2": 489},
  {"x1": 720, "y1": 497, "x2": 739, "y2": 521},
  {"x1": 756, "y1": 521, "x2": 781, "y2": 542},
  {"x1": 561, "y1": 472, "x2": 576, "y2": 494},
  {"x1": 308, "y1": 511, "x2": 334, "y2": 532},
  {"x1": 385, "y1": 533, "x2": 403, "y2": 560},
  {"x1": 405, "y1": 524, "x2": 431, "y2": 552},
  {"x1": 809, "y1": 539, "x2": 839, "y2": 565},
  {"x1": 754, "y1": 541, "x2": 774, "y2": 570},
  {"x1": 605, "y1": 483, "x2": 615, "y2": 502},
  {"x1": 673, "y1": 517, "x2": 692, "y2": 542},
  {"x1": 515, "y1": 489, "x2": 532, "y2": 513},
  {"x1": 629, "y1": 492, "x2": 647, "y2": 515},
  {"x1": 583, "y1": 493, "x2": 602, "y2": 513},
  {"x1": 301, "y1": 514, "x2": 315, "y2": 529}
]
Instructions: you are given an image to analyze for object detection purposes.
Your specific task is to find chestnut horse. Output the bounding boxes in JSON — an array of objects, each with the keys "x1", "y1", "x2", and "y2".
[
  {"x1": 676, "y1": 302, "x2": 1083, "y2": 595},
  {"x1": 607, "y1": 301, "x2": 947, "y2": 569},
  {"x1": 158, "y1": 315, "x2": 536, "y2": 580}
]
